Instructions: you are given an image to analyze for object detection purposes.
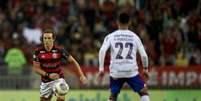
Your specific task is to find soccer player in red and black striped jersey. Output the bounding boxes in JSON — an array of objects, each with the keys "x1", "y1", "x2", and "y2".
[{"x1": 33, "y1": 29, "x2": 87, "y2": 101}]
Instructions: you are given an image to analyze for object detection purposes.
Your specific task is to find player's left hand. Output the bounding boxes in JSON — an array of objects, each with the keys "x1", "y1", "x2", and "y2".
[
  {"x1": 143, "y1": 68, "x2": 149, "y2": 82},
  {"x1": 80, "y1": 75, "x2": 88, "y2": 85},
  {"x1": 49, "y1": 73, "x2": 60, "y2": 80}
]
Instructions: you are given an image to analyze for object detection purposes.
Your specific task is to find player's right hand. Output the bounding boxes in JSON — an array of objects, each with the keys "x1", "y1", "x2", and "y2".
[
  {"x1": 143, "y1": 68, "x2": 149, "y2": 83},
  {"x1": 80, "y1": 75, "x2": 88, "y2": 85},
  {"x1": 49, "y1": 73, "x2": 60, "y2": 80},
  {"x1": 97, "y1": 71, "x2": 104, "y2": 83}
]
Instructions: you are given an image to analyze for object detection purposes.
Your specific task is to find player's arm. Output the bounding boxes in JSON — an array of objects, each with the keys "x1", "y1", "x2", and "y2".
[
  {"x1": 61, "y1": 48, "x2": 87, "y2": 84},
  {"x1": 136, "y1": 37, "x2": 149, "y2": 80},
  {"x1": 33, "y1": 61, "x2": 46, "y2": 76},
  {"x1": 138, "y1": 46, "x2": 148, "y2": 69},
  {"x1": 98, "y1": 35, "x2": 110, "y2": 77},
  {"x1": 32, "y1": 50, "x2": 47, "y2": 77},
  {"x1": 67, "y1": 55, "x2": 87, "y2": 84}
]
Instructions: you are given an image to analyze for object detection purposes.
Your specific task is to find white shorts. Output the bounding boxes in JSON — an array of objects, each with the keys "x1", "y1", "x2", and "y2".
[{"x1": 40, "y1": 78, "x2": 68, "y2": 98}]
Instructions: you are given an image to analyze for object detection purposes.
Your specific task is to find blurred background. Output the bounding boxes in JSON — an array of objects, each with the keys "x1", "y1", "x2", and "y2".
[{"x1": 0, "y1": 0, "x2": 200, "y2": 101}]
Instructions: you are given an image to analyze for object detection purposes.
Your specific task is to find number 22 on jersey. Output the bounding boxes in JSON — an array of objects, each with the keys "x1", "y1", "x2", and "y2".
[{"x1": 115, "y1": 42, "x2": 133, "y2": 59}]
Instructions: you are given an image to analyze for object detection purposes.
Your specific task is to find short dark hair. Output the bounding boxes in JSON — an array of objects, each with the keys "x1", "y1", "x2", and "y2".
[{"x1": 118, "y1": 13, "x2": 130, "y2": 24}]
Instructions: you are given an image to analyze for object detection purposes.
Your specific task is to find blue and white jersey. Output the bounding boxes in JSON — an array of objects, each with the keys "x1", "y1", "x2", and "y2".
[{"x1": 99, "y1": 29, "x2": 148, "y2": 78}]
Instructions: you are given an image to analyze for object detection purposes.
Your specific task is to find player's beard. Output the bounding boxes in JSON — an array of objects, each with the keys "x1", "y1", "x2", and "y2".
[{"x1": 44, "y1": 41, "x2": 53, "y2": 51}]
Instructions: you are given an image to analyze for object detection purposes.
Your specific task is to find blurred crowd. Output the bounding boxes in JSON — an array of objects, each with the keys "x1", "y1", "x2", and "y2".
[{"x1": 0, "y1": 0, "x2": 200, "y2": 70}]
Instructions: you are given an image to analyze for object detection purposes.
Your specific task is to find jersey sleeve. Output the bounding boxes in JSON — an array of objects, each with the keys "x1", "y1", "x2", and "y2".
[
  {"x1": 136, "y1": 36, "x2": 149, "y2": 68},
  {"x1": 32, "y1": 49, "x2": 40, "y2": 62},
  {"x1": 60, "y1": 48, "x2": 70, "y2": 60},
  {"x1": 99, "y1": 35, "x2": 110, "y2": 71}
]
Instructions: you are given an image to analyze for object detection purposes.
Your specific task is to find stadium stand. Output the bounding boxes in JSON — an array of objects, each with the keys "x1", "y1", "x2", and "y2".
[{"x1": 0, "y1": 0, "x2": 200, "y2": 89}]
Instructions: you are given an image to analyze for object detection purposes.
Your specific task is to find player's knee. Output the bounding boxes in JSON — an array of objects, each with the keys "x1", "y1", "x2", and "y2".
[
  {"x1": 57, "y1": 95, "x2": 65, "y2": 101},
  {"x1": 109, "y1": 93, "x2": 118, "y2": 101},
  {"x1": 138, "y1": 87, "x2": 149, "y2": 96}
]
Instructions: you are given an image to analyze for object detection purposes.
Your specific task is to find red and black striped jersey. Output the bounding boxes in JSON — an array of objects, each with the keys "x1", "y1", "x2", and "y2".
[{"x1": 32, "y1": 45, "x2": 69, "y2": 83}]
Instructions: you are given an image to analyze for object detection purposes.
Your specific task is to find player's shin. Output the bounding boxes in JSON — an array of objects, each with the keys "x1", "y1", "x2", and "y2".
[{"x1": 108, "y1": 93, "x2": 118, "y2": 101}]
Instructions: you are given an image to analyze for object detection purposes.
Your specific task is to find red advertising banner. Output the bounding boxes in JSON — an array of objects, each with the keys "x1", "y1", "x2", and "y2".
[{"x1": 65, "y1": 65, "x2": 201, "y2": 88}]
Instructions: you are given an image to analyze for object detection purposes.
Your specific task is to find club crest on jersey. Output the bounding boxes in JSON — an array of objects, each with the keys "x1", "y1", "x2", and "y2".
[
  {"x1": 41, "y1": 55, "x2": 45, "y2": 58},
  {"x1": 52, "y1": 53, "x2": 58, "y2": 58}
]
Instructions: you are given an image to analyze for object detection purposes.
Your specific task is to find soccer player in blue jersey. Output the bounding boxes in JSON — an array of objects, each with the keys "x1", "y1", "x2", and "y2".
[{"x1": 98, "y1": 12, "x2": 150, "y2": 101}]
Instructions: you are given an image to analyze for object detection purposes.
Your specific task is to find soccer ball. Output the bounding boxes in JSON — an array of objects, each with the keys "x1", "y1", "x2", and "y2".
[{"x1": 55, "y1": 82, "x2": 69, "y2": 95}]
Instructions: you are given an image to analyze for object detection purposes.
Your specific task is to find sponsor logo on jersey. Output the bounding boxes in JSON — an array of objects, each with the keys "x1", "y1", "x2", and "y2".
[
  {"x1": 42, "y1": 63, "x2": 57, "y2": 68},
  {"x1": 52, "y1": 50, "x2": 58, "y2": 53},
  {"x1": 40, "y1": 51, "x2": 45, "y2": 53}
]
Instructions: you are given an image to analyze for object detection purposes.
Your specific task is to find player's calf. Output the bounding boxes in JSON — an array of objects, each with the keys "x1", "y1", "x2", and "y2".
[
  {"x1": 139, "y1": 87, "x2": 149, "y2": 96},
  {"x1": 138, "y1": 87, "x2": 150, "y2": 101}
]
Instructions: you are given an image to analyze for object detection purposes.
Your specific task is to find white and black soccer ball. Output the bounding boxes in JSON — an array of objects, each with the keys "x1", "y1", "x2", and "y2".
[{"x1": 55, "y1": 82, "x2": 69, "y2": 95}]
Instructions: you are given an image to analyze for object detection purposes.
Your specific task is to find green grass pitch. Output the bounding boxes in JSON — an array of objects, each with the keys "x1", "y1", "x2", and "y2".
[{"x1": 0, "y1": 90, "x2": 200, "y2": 101}]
